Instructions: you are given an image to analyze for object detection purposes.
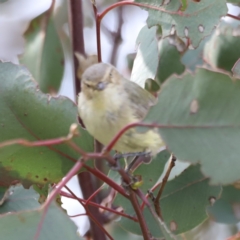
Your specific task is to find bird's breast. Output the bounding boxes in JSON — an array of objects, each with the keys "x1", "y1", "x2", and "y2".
[{"x1": 78, "y1": 91, "x2": 129, "y2": 147}]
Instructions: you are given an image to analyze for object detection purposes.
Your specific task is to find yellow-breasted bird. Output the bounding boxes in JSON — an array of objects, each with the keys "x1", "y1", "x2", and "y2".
[{"x1": 77, "y1": 62, "x2": 164, "y2": 156}]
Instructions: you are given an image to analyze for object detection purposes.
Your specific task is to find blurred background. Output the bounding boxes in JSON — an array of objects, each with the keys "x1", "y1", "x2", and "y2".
[{"x1": 0, "y1": 0, "x2": 240, "y2": 238}]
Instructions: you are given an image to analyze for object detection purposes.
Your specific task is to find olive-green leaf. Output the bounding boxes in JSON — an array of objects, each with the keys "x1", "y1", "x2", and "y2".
[
  {"x1": 145, "y1": 67, "x2": 240, "y2": 184},
  {"x1": 134, "y1": 0, "x2": 227, "y2": 48},
  {"x1": 0, "y1": 62, "x2": 93, "y2": 187},
  {"x1": 20, "y1": 14, "x2": 64, "y2": 93}
]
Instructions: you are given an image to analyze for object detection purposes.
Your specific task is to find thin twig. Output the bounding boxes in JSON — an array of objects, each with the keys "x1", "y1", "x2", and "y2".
[
  {"x1": 91, "y1": 1, "x2": 102, "y2": 62},
  {"x1": 61, "y1": 190, "x2": 137, "y2": 221},
  {"x1": 98, "y1": 0, "x2": 190, "y2": 20},
  {"x1": 227, "y1": 13, "x2": 240, "y2": 21},
  {"x1": 154, "y1": 155, "x2": 176, "y2": 220},
  {"x1": 83, "y1": 164, "x2": 129, "y2": 198},
  {"x1": 135, "y1": 188, "x2": 177, "y2": 240},
  {"x1": 65, "y1": 185, "x2": 113, "y2": 240},
  {"x1": 129, "y1": 189, "x2": 151, "y2": 240},
  {"x1": 34, "y1": 160, "x2": 84, "y2": 240},
  {"x1": 110, "y1": 7, "x2": 123, "y2": 65}
]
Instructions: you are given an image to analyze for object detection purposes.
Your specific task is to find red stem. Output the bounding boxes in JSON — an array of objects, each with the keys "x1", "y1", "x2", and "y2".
[
  {"x1": 129, "y1": 190, "x2": 151, "y2": 240},
  {"x1": 96, "y1": 17, "x2": 102, "y2": 62},
  {"x1": 65, "y1": 185, "x2": 113, "y2": 240},
  {"x1": 227, "y1": 13, "x2": 240, "y2": 21},
  {"x1": 83, "y1": 164, "x2": 129, "y2": 198},
  {"x1": 60, "y1": 190, "x2": 138, "y2": 222},
  {"x1": 34, "y1": 160, "x2": 84, "y2": 240},
  {"x1": 98, "y1": 0, "x2": 186, "y2": 21}
]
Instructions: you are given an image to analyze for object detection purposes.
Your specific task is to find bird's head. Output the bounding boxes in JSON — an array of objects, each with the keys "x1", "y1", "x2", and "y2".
[{"x1": 81, "y1": 63, "x2": 121, "y2": 99}]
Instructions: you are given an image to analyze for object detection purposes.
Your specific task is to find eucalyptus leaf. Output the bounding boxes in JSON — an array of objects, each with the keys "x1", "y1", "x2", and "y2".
[
  {"x1": 0, "y1": 185, "x2": 40, "y2": 213},
  {"x1": 131, "y1": 25, "x2": 158, "y2": 88},
  {"x1": 0, "y1": 201, "x2": 82, "y2": 240},
  {"x1": 145, "y1": 67, "x2": 240, "y2": 184},
  {"x1": 156, "y1": 37, "x2": 185, "y2": 84},
  {"x1": 20, "y1": 14, "x2": 64, "y2": 94},
  {"x1": 115, "y1": 164, "x2": 220, "y2": 237},
  {"x1": 134, "y1": 0, "x2": 227, "y2": 48},
  {"x1": 204, "y1": 21, "x2": 240, "y2": 72},
  {"x1": 207, "y1": 185, "x2": 240, "y2": 224},
  {"x1": 0, "y1": 62, "x2": 93, "y2": 187}
]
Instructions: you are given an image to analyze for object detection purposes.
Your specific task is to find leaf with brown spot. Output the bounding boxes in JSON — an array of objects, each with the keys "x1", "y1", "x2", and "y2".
[
  {"x1": 134, "y1": 0, "x2": 227, "y2": 47},
  {"x1": 0, "y1": 62, "x2": 93, "y2": 187}
]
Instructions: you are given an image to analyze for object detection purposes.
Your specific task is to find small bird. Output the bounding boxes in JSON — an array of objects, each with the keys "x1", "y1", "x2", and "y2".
[{"x1": 77, "y1": 62, "x2": 164, "y2": 156}]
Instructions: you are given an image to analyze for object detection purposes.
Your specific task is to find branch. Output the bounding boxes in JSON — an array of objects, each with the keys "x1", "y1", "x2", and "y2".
[
  {"x1": 34, "y1": 160, "x2": 84, "y2": 240},
  {"x1": 109, "y1": 7, "x2": 123, "y2": 65},
  {"x1": 227, "y1": 13, "x2": 240, "y2": 21},
  {"x1": 69, "y1": 0, "x2": 85, "y2": 96},
  {"x1": 129, "y1": 189, "x2": 151, "y2": 240},
  {"x1": 154, "y1": 155, "x2": 176, "y2": 220},
  {"x1": 60, "y1": 190, "x2": 138, "y2": 222},
  {"x1": 64, "y1": 185, "x2": 112, "y2": 240},
  {"x1": 69, "y1": 1, "x2": 107, "y2": 238},
  {"x1": 98, "y1": 0, "x2": 191, "y2": 20}
]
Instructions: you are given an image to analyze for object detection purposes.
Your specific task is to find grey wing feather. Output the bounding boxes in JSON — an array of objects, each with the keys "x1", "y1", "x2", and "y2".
[{"x1": 123, "y1": 78, "x2": 156, "y2": 120}]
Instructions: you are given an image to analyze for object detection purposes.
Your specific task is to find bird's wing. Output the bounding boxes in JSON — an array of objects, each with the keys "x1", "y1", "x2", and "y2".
[{"x1": 123, "y1": 78, "x2": 156, "y2": 120}]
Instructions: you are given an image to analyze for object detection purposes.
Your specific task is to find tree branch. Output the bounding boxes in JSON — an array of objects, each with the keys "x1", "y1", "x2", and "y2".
[{"x1": 69, "y1": 1, "x2": 107, "y2": 239}]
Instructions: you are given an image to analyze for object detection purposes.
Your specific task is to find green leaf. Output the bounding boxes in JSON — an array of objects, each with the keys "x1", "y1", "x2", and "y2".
[
  {"x1": 134, "y1": 0, "x2": 227, "y2": 48},
  {"x1": 145, "y1": 67, "x2": 240, "y2": 184},
  {"x1": 0, "y1": 201, "x2": 82, "y2": 240},
  {"x1": 131, "y1": 25, "x2": 158, "y2": 88},
  {"x1": 0, "y1": 62, "x2": 93, "y2": 187},
  {"x1": 160, "y1": 165, "x2": 221, "y2": 234},
  {"x1": 114, "y1": 193, "x2": 165, "y2": 239},
  {"x1": 180, "y1": 0, "x2": 187, "y2": 11},
  {"x1": 133, "y1": 150, "x2": 170, "y2": 193},
  {"x1": 181, "y1": 35, "x2": 211, "y2": 72},
  {"x1": 115, "y1": 164, "x2": 221, "y2": 237},
  {"x1": 204, "y1": 21, "x2": 240, "y2": 72},
  {"x1": 144, "y1": 78, "x2": 160, "y2": 92},
  {"x1": 156, "y1": 37, "x2": 185, "y2": 84},
  {"x1": 207, "y1": 185, "x2": 240, "y2": 224},
  {"x1": 0, "y1": 185, "x2": 40, "y2": 213},
  {"x1": 20, "y1": 14, "x2": 64, "y2": 93},
  {"x1": 113, "y1": 151, "x2": 171, "y2": 238}
]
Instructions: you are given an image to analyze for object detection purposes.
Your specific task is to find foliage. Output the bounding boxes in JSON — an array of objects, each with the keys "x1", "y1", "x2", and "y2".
[{"x1": 0, "y1": 0, "x2": 240, "y2": 239}]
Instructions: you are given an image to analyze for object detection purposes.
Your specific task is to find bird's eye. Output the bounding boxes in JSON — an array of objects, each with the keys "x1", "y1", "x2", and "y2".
[{"x1": 109, "y1": 70, "x2": 112, "y2": 78}]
